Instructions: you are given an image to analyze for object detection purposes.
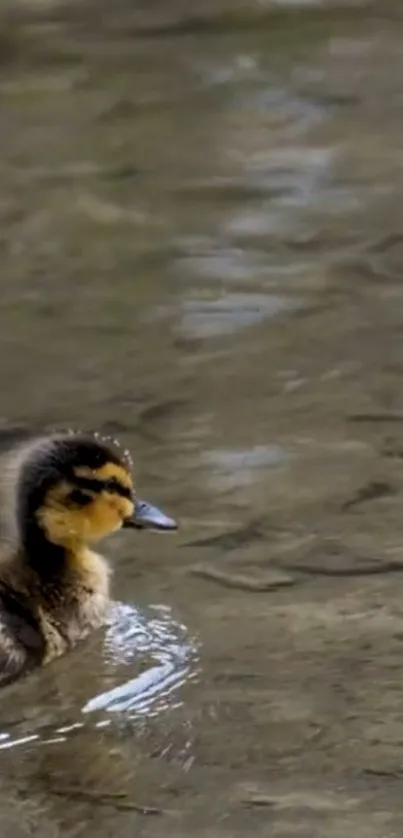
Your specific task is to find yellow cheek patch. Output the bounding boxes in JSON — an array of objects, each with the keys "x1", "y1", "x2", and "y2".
[
  {"x1": 108, "y1": 495, "x2": 134, "y2": 521},
  {"x1": 36, "y1": 482, "x2": 75, "y2": 546},
  {"x1": 37, "y1": 483, "x2": 135, "y2": 548},
  {"x1": 74, "y1": 462, "x2": 133, "y2": 490},
  {"x1": 37, "y1": 504, "x2": 86, "y2": 548},
  {"x1": 82, "y1": 495, "x2": 126, "y2": 542},
  {"x1": 78, "y1": 494, "x2": 134, "y2": 543}
]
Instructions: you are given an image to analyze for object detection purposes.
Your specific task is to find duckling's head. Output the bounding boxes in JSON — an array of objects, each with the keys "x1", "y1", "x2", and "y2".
[{"x1": 15, "y1": 432, "x2": 176, "y2": 554}]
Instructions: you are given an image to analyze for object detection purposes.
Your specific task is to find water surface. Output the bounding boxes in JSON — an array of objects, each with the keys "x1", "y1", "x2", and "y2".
[{"x1": 1, "y1": 1, "x2": 403, "y2": 836}]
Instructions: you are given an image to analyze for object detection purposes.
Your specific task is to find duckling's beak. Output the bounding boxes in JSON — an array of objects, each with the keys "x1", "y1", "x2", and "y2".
[{"x1": 122, "y1": 499, "x2": 177, "y2": 532}]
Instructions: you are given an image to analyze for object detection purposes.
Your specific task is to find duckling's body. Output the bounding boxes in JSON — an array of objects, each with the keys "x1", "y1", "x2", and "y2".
[
  {"x1": 0, "y1": 432, "x2": 176, "y2": 687},
  {"x1": 0, "y1": 538, "x2": 110, "y2": 683}
]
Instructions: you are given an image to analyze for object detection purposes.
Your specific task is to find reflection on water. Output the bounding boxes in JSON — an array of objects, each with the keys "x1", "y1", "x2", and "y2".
[
  {"x1": 84, "y1": 602, "x2": 200, "y2": 716},
  {"x1": 0, "y1": 603, "x2": 199, "y2": 749},
  {"x1": 201, "y1": 444, "x2": 287, "y2": 489},
  {"x1": 177, "y1": 292, "x2": 297, "y2": 338}
]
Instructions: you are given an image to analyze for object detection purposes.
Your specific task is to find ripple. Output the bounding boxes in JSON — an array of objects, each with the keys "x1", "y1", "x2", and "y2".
[
  {"x1": 192, "y1": 54, "x2": 261, "y2": 89},
  {"x1": 177, "y1": 292, "x2": 298, "y2": 339},
  {"x1": 201, "y1": 444, "x2": 287, "y2": 490},
  {"x1": 177, "y1": 248, "x2": 270, "y2": 283},
  {"x1": 0, "y1": 603, "x2": 199, "y2": 750},
  {"x1": 83, "y1": 602, "x2": 200, "y2": 717}
]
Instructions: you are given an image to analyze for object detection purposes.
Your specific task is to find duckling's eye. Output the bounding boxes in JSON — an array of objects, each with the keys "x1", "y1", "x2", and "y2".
[
  {"x1": 104, "y1": 478, "x2": 119, "y2": 493},
  {"x1": 103, "y1": 478, "x2": 132, "y2": 500},
  {"x1": 67, "y1": 489, "x2": 94, "y2": 507}
]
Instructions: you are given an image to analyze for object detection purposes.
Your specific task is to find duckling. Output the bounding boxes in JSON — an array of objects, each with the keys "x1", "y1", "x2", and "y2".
[{"x1": 0, "y1": 431, "x2": 177, "y2": 687}]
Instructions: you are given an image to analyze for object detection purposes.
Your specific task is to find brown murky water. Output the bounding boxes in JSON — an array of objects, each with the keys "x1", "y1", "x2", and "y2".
[{"x1": 2, "y1": 0, "x2": 403, "y2": 835}]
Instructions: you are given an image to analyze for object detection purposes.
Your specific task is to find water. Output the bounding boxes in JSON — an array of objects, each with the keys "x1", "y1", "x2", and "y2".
[
  {"x1": 0, "y1": 0, "x2": 403, "y2": 836},
  {"x1": 0, "y1": 602, "x2": 200, "y2": 749},
  {"x1": 84, "y1": 603, "x2": 199, "y2": 716}
]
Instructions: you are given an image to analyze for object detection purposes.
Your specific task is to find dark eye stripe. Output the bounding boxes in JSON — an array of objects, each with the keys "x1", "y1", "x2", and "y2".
[
  {"x1": 68, "y1": 489, "x2": 94, "y2": 507},
  {"x1": 74, "y1": 475, "x2": 132, "y2": 500}
]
